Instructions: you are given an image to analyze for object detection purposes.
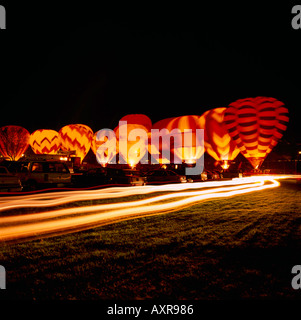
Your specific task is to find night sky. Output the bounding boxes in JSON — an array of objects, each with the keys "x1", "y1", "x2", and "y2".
[{"x1": 1, "y1": 3, "x2": 301, "y2": 143}]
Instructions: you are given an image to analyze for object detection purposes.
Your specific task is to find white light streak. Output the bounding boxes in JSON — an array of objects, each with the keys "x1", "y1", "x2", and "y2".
[{"x1": 0, "y1": 175, "x2": 299, "y2": 243}]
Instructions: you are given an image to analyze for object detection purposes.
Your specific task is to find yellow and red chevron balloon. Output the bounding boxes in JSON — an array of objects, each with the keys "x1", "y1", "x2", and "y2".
[
  {"x1": 202, "y1": 108, "x2": 240, "y2": 169},
  {"x1": 224, "y1": 97, "x2": 289, "y2": 169},
  {"x1": 58, "y1": 124, "x2": 93, "y2": 162},
  {"x1": 0, "y1": 125, "x2": 30, "y2": 161},
  {"x1": 30, "y1": 129, "x2": 60, "y2": 155}
]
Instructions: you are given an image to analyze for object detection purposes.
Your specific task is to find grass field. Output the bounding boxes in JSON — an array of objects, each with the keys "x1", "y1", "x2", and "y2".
[{"x1": 1, "y1": 180, "x2": 301, "y2": 300}]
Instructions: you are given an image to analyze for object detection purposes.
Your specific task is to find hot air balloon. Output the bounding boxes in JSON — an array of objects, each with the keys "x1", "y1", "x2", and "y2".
[
  {"x1": 0, "y1": 125, "x2": 30, "y2": 161},
  {"x1": 30, "y1": 129, "x2": 60, "y2": 155},
  {"x1": 224, "y1": 97, "x2": 289, "y2": 169},
  {"x1": 114, "y1": 114, "x2": 151, "y2": 167},
  {"x1": 202, "y1": 107, "x2": 240, "y2": 170},
  {"x1": 163, "y1": 115, "x2": 205, "y2": 164},
  {"x1": 91, "y1": 129, "x2": 117, "y2": 167},
  {"x1": 58, "y1": 124, "x2": 93, "y2": 163},
  {"x1": 119, "y1": 114, "x2": 152, "y2": 132},
  {"x1": 114, "y1": 121, "x2": 149, "y2": 167},
  {"x1": 149, "y1": 117, "x2": 175, "y2": 164}
]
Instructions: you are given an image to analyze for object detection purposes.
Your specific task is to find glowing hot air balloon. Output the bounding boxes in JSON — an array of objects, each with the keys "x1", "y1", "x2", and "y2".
[
  {"x1": 91, "y1": 130, "x2": 117, "y2": 167},
  {"x1": 224, "y1": 97, "x2": 289, "y2": 169},
  {"x1": 163, "y1": 115, "x2": 205, "y2": 164},
  {"x1": 30, "y1": 129, "x2": 60, "y2": 155},
  {"x1": 149, "y1": 117, "x2": 175, "y2": 164},
  {"x1": 119, "y1": 114, "x2": 152, "y2": 132},
  {"x1": 202, "y1": 108, "x2": 240, "y2": 170},
  {"x1": 113, "y1": 114, "x2": 152, "y2": 167},
  {"x1": 115, "y1": 121, "x2": 149, "y2": 167},
  {"x1": 58, "y1": 124, "x2": 93, "y2": 163},
  {"x1": 0, "y1": 125, "x2": 30, "y2": 161}
]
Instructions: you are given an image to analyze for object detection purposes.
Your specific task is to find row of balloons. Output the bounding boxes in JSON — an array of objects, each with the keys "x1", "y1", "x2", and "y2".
[{"x1": 0, "y1": 96, "x2": 289, "y2": 170}]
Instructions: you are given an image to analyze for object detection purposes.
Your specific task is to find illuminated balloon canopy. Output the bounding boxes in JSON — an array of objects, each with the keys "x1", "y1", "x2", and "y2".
[
  {"x1": 0, "y1": 125, "x2": 30, "y2": 161},
  {"x1": 58, "y1": 124, "x2": 93, "y2": 162},
  {"x1": 91, "y1": 130, "x2": 117, "y2": 167},
  {"x1": 163, "y1": 115, "x2": 205, "y2": 164},
  {"x1": 224, "y1": 97, "x2": 289, "y2": 169},
  {"x1": 30, "y1": 129, "x2": 60, "y2": 155},
  {"x1": 114, "y1": 114, "x2": 151, "y2": 167},
  {"x1": 149, "y1": 117, "x2": 176, "y2": 164},
  {"x1": 119, "y1": 114, "x2": 152, "y2": 132},
  {"x1": 115, "y1": 122, "x2": 149, "y2": 167},
  {"x1": 202, "y1": 107, "x2": 240, "y2": 170}
]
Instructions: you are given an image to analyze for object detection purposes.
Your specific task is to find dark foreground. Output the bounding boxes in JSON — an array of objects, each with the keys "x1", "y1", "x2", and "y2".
[{"x1": 1, "y1": 180, "x2": 301, "y2": 300}]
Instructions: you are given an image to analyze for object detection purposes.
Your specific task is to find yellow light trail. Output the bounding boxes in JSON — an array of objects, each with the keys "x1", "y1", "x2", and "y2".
[
  {"x1": 0, "y1": 177, "x2": 271, "y2": 212},
  {"x1": 0, "y1": 175, "x2": 298, "y2": 243}
]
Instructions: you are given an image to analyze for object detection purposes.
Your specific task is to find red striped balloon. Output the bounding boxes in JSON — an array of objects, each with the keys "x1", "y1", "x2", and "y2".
[{"x1": 224, "y1": 97, "x2": 289, "y2": 169}]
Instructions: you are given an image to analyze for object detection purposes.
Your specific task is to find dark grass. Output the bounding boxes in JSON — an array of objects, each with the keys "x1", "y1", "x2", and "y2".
[{"x1": 1, "y1": 181, "x2": 301, "y2": 300}]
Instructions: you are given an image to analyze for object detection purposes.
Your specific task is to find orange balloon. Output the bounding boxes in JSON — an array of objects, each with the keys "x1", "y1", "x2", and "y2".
[
  {"x1": 149, "y1": 117, "x2": 176, "y2": 164},
  {"x1": 0, "y1": 125, "x2": 30, "y2": 161},
  {"x1": 58, "y1": 124, "x2": 93, "y2": 162},
  {"x1": 114, "y1": 122, "x2": 149, "y2": 166},
  {"x1": 113, "y1": 114, "x2": 152, "y2": 166},
  {"x1": 30, "y1": 129, "x2": 60, "y2": 155},
  {"x1": 202, "y1": 108, "x2": 240, "y2": 169},
  {"x1": 164, "y1": 115, "x2": 205, "y2": 164},
  {"x1": 91, "y1": 130, "x2": 117, "y2": 166},
  {"x1": 224, "y1": 97, "x2": 289, "y2": 169}
]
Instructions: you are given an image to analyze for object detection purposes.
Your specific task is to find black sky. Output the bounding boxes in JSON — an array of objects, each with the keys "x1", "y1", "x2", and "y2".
[{"x1": 1, "y1": 3, "x2": 301, "y2": 142}]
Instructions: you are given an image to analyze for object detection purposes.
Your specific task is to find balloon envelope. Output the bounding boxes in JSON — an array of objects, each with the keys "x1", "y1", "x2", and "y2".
[
  {"x1": 114, "y1": 114, "x2": 152, "y2": 166},
  {"x1": 115, "y1": 122, "x2": 149, "y2": 166},
  {"x1": 163, "y1": 115, "x2": 205, "y2": 164},
  {"x1": 91, "y1": 130, "x2": 117, "y2": 166},
  {"x1": 30, "y1": 129, "x2": 60, "y2": 155},
  {"x1": 58, "y1": 124, "x2": 93, "y2": 162},
  {"x1": 150, "y1": 117, "x2": 177, "y2": 164},
  {"x1": 118, "y1": 114, "x2": 152, "y2": 132},
  {"x1": 0, "y1": 125, "x2": 30, "y2": 161},
  {"x1": 202, "y1": 107, "x2": 240, "y2": 169},
  {"x1": 224, "y1": 97, "x2": 289, "y2": 169}
]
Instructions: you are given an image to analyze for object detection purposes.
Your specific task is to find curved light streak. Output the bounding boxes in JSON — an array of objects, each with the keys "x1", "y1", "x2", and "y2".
[
  {"x1": 0, "y1": 180, "x2": 265, "y2": 224},
  {"x1": 0, "y1": 175, "x2": 298, "y2": 243},
  {"x1": 0, "y1": 178, "x2": 266, "y2": 211}
]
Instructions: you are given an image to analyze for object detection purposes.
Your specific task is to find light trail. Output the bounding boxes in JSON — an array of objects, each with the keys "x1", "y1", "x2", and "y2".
[
  {"x1": 0, "y1": 179, "x2": 265, "y2": 224},
  {"x1": 0, "y1": 175, "x2": 299, "y2": 243},
  {"x1": 0, "y1": 177, "x2": 268, "y2": 211}
]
